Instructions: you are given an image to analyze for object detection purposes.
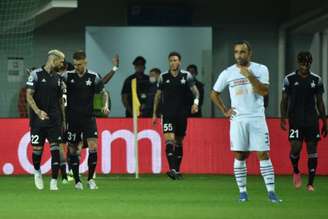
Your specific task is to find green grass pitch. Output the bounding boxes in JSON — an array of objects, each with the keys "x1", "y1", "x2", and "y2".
[{"x1": 0, "y1": 175, "x2": 327, "y2": 219}]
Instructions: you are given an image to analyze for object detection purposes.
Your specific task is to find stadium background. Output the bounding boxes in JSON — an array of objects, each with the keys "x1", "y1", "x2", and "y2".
[
  {"x1": 1, "y1": 0, "x2": 328, "y2": 118},
  {"x1": 1, "y1": 1, "x2": 328, "y2": 219}
]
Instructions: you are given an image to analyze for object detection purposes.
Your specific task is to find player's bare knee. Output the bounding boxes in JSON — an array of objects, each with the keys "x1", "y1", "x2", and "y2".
[
  {"x1": 32, "y1": 146, "x2": 43, "y2": 155},
  {"x1": 33, "y1": 146, "x2": 42, "y2": 151},
  {"x1": 290, "y1": 140, "x2": 302, "y2": 154},
  {"x1": 68, "y1": 144, "x2": 79, "y2": 155},
  {"x1": 87, "y1": 138, "x2": 98, "y2": 151},
  {"x1": 164, "y1": 133, "x2": 175, "y2": 142},
  {"x1": 234, "y1": 151, "x2": 249, "y2": 160},
  {"x1": 257, "y1": 151, "x2": 270, "y2": 160},
  {"x1": 306, "y1": 141, "x2": 318, "y2": 155}
]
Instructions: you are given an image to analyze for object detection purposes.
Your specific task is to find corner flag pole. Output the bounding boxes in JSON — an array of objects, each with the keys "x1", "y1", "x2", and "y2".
[{"x1": 131, "y1": 78, "x2": 140, "y2": 179}]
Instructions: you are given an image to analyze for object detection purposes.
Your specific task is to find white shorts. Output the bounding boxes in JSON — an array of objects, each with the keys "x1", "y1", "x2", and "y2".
[{"x1": 230, "y1": 117, "x2": 270, "y2": 152}]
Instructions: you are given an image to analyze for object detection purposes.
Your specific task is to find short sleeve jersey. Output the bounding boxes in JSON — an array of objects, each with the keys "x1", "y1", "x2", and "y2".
[
  {"x1": 282, "y1": 71, "x2": 324, "y2": 126},
  {"x1": 26, "y1": 67, "x2": 63, "y2": 128},
  {"x1": 213, "y1": 62, "x2": 269, "y2": 118},
  {"x1": 62, "y1": 69, "x2": 104, "y2": 118},
  {"x1": 157, "y1": 70, "x2": 195, "y2": 117}
]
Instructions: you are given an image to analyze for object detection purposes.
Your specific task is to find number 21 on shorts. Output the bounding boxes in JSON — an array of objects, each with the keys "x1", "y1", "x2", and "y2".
[{"x1": 289, "y1": 129, "x2": 299, "y2": 139}]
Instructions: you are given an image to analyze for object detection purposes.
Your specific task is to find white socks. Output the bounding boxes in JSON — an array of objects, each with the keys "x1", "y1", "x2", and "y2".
[
  {"x1": 234, "y1": 159, "x2": 247, "y2": 193},
  {"x1": 260, "y1": 159, "x2": 275, "y2": 192}
]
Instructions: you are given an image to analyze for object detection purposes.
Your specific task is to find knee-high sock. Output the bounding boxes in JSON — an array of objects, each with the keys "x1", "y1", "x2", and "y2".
[
  {"x1": 50, "y1": 144, "x2": 60, "y2": 179},
  {"x1": 59, "y1": 148, "x2": 67, "y2": 180},
  {"x1": 260, "y1": 159, "x2": 275, "y2": 192},
  {"x1": 290, "y1": 153, "x2": 300, "y2": 174},
  {"x1": 175, "y1": 144, "x2": 183, "y2": 172},
  {"x1": 308, "y1": 153, "x2": 318, "y2": 186},
  {"x1": 88, "y1": 149, "x2": 98, "y2": 181},
  {"x1": 69, "y1": 154, "x2": 80, "y2": 183},
  {"x1": 234, "y1": 159, "x2": 247, "y2": 193},
  {"x1": 32, "y1": 149, "x2": 43, "y2": 171},
  {"x1": 166, "y1": 140, "x2": 177, "y2": 171},
  {"x1": 66, "y1": 149, "x2": 72, "y2": 172}
]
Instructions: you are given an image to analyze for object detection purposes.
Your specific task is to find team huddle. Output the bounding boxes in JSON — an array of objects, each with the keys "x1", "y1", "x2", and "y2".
[{"x1": 26, "y1": 41, "x2": 327, "y2": 204}]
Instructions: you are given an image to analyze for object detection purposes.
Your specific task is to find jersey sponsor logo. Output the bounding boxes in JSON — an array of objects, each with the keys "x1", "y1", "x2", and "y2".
[
  {"x1": 311, "y1": 81, "x2": 316, "y2": 88},
  {"x1": 86, "y1": 78, "x2": 92, "y2": 86},
  {"x1": 230, "y1": 78, "x2": 249, "y2": 87},
  {"x1": 235, "y1": 87, "x2": 249, "y2": 96}
]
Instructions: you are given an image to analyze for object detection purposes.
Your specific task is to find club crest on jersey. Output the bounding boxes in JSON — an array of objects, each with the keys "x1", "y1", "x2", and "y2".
[
  {"x1": 41, "y1": 78, "x2": 46, "y2": 83},
  {"x1": 141, "y1": 93, "x2": 147, "y2": 99},
  {"x1": 166, "y1": 79, "x2": 170, "y2": 84},
  {"x1": 180, "y1": 77, "x2": 186, "y2": 84},
  {"x1": 294, "y1": 82, "x2": 299, "y2": 86},
  {"x1": 311, "y1": 81, "x2": 316, "y2": 88},
  {"x1": 70, "y1": 79, "x2": 75, "y2": 83},
  {"x1": 86, "y1": 78, "x2": 92, "y2": 86}
]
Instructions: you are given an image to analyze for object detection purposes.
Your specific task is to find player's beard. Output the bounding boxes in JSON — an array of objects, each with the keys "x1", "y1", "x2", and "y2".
[
  {"x1": 236, "y1": 58, "x2": 249, "y2": 67},
  {"x1": 53, "y1": 66, "x2": 60, "y2": 73}
]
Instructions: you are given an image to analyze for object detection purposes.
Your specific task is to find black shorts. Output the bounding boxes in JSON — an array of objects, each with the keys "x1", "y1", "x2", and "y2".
[
  {"x1": 288, "y1": 121, "x2": 320, "y2": 142},
  {"x1": 30, "y1": 126, "x2": 62, "y2": 146},
  {"x1": 162, "y1": 115, "x2": 188, "y2": 137},
  {"x1": 66, "y1": 117, "x2": 98, "y2": 144}
]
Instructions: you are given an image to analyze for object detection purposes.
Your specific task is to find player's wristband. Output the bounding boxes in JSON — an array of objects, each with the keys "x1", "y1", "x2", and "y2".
[
  {"x1": 112, "y1": 66, "x2": 119, "y2": 72},
  {"x1": 193, "y1": 98, "x2": 199, "y2": 106}
]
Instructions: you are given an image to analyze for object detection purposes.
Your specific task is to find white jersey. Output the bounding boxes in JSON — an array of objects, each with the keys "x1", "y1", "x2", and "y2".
[{"x1": 213, "y1": 62, "x2": 269, "y2": 119}]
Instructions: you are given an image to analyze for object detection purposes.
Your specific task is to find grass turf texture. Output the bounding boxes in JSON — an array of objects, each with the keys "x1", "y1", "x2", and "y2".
[{"x1": 0, "y1": 175, "x2": 327, "y2": 219}]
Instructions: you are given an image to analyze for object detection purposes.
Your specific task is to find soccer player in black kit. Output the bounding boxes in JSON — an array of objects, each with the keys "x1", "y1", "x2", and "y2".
[
  {"x1": 152, "y1": 52, "x2": 200, "y2": 180},
  {"x1": 280, "y1": 51, "x2": 328, "y2": 191},
  {"x1": 26, "y1": 50, "x2": 66, "y2": 191},
  {"x1": 62, "y1": 51, "x2": 109, "y2": 190}
]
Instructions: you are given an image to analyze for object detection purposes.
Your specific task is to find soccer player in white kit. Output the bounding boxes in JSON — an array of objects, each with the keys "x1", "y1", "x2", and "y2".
[{"x1": 210, "y1": 41, "x2": 281, "y2": 203}]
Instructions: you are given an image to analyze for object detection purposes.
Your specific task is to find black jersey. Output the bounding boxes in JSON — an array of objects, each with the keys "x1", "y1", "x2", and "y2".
[
  {"x1": 283, "y1": 71, "x2": 324, "y2": 126},
  {"x1": 157, "y1": 70, "x2": 195, "y2": 117},
  {"x1": 121, "y1": 73, "x2": 150, "y2": 117},
  {"x1": 26, "y1": 67, "x2": 63, "y2": 128},
  {"x1": 63, "y1": 69, "x2": 104, "y2": 118}
]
